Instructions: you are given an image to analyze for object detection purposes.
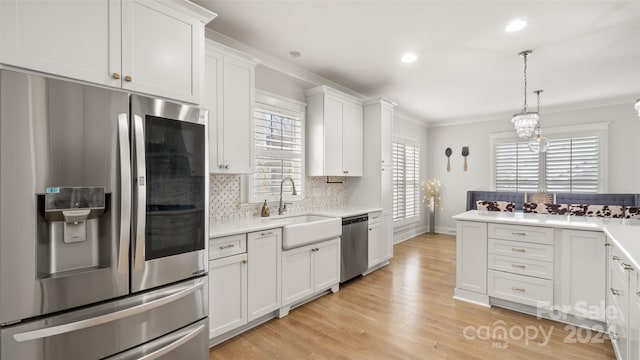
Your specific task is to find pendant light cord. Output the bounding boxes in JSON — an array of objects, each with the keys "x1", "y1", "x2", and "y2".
[{"x1": 522, "y1": 53, "x2": 528, "y2": 113}]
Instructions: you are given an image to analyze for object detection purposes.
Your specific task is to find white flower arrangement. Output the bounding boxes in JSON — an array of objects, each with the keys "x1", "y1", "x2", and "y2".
[{"x1": 422, "y1": 179, "x2": 441, "y2": 211}]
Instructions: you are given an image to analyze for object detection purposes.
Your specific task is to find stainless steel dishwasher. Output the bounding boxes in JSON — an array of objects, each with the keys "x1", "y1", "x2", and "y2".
[{"x1": 340, "y1": 214, "x2": 369, "y2": 282}]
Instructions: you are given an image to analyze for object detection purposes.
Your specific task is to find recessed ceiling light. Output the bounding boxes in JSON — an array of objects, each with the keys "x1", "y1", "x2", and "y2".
[
  {"x1": 505, "y1": 19, "x2": 527, "y2": 32},
  {"x1": 288, "y1": 51, "x2": 302, "y2": 58},
  {"x1": 401, "y1": 53, "x2": 417, "y2": 63}
]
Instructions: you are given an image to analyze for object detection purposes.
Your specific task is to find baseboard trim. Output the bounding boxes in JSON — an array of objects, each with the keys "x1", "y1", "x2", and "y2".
[{"x1": 453, "y1": 288, "x2": 491, "y2": 307}]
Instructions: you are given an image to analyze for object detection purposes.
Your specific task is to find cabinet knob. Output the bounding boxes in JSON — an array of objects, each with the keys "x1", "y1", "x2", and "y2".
[
  {"x1": 242, "y1": 259, "x2": 247, "y2": 264},
  {"x1": 124, "y1": 75, "x2": 133, "y2": 82},
  {"x1": 225, "y1": 165, "x2": 230, "y2": 169},
  {"x1": 612, "y1": 255, "x2": 620, "y2": 261},
  {"x1": 112, "y1": 72, "x2": 121, "y2": 80},
  {"x1": 604, "y1": 243, "x2": 611, "y2": 247}
]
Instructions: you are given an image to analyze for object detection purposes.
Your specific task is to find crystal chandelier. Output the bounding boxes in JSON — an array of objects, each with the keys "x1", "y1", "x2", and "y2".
[
  {"x1": 528, "y1": 90, "x2": 549, "y2": 153},
  {"x1": 635, "y1": 98, "x2": 640, "y2": 117},
  {"x1": 511, "y1": 50, "x2": 539, "y2": 138}
]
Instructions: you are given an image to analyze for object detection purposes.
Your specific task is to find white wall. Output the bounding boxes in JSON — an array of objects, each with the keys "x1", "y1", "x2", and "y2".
[
  {"x1": 427, "y1": 103, "x2": 640, "y2": 233},
  {"x1": 393, "y1": 112, "x2": 430, "y2": 242}
]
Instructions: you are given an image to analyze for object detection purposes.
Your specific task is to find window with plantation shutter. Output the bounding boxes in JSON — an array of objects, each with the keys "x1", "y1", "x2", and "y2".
[
  {"x1": 546, "y1": 136, "x2": 598, "y2": 193},
  {"x1": 250, "y1": 104, "x2": 304, "y2": 203},
  {"x1": 495, "y1": 142, "x2": 540, "y2": 192},
  {"x1": 393, "y1": 139, "x2": 420, "y2": 223},
  {"x1": 494, "y1": 132, "x2": 601, "y2": 194}
]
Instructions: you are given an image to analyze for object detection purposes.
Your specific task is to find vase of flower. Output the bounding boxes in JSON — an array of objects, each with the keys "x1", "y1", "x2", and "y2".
[{"x1": 422, "y1": 179, "x2": 441, "y2": 235}]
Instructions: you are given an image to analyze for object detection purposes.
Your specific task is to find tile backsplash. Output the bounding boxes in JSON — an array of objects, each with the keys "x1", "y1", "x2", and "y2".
[{"x1": 209, "y1": 174, "x2": 346, "y2": 222}]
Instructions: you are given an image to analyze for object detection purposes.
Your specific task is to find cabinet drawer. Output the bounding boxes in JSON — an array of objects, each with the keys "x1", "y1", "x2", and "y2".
[
  {"x1": 488, "y1": 254, "x2": 553, "y2": 280},
  {"x1": 368, "y1": 212, "x2": 381, "y2": 224},
  {"x1": 209, "y1": 234, "x2": 247, "y2": 260},
  {"x1": 488, "y1": 224, "x2": 553, "y2": 245},
  {"x1": 488, "y1": 238, "x2": 553, "y2": 262},
  {"x1": 488, "y1": 270, "x2": 553, "y2": 307}
]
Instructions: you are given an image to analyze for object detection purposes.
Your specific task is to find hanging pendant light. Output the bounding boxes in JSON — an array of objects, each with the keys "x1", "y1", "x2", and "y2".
[
  {"x1": 511, "y1": 50, "x2": 539, "y2": 138},
  {"x1": 528, "y1": 90, "x2": 549, "y2": 153},
  {"x1": 635, "y1": 98, "x2": 640, "y2": 117}
]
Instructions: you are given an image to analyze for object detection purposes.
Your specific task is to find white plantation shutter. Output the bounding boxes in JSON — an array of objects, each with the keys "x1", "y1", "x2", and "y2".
[
  {"x1": 546, "y1": 136, "x2": 598, "y2": 193},
  {"x1": 251, "y1": 107, "x2": 303, "y2": 202},
  {"x1": 495, "y1": 142, "x2": 539, "y2": 192},
  {"x1": 393, "y1": 139, "x2": 420, "y2": 222},
  {"x1": 494, "y1": 135, "x2": 599, "y2": 193}
]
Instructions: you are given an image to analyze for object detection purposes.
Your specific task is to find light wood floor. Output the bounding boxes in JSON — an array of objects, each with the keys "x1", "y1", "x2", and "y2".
[{"x1": 209, "y1": 233, "x2": 616, "y2": 359}]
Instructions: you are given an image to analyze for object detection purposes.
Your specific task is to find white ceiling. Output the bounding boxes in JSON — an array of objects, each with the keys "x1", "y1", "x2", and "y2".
[{"x1": 194, "y1": 0, "x2": 640, "y2": 124}]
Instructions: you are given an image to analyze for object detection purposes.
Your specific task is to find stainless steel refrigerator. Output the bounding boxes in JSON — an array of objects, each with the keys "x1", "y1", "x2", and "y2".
[{"x1": 0, "y1": 69, "x2": 209, "y2": 359}]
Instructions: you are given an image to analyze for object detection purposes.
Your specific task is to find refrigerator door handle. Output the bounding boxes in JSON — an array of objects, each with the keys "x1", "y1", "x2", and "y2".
[
  {"x1": 117, "y1": 113, "x2": 132, "y2": 274},
  {"x1": 133, "y1": 114, "x2": 146, "y2": 271},
  {"x1": 138, "y1": 323, "x2": 205, "y2": 360},
  {"x1": 12, "y1": 280, "x2": 204, "y2": 342}
]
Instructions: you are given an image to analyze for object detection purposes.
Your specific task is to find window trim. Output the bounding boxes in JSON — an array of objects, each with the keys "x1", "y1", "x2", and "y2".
[
  {"x1": 392, "y1": 135, "x2": 421, "y2": 227},
  {"x1": 490, "y1": 122, "x2": 609, "y2": 193},
  {"x1": 241, "y1": 90, "x2": 307, "y2": 205}
]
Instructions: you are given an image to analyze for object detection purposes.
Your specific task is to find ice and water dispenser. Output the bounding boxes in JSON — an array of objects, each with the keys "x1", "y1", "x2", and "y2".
[{"x1": 37, "y1": 187, "x2": 111, "y2": 278}]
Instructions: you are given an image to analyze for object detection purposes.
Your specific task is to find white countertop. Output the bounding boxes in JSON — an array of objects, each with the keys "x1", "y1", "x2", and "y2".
[
  {"x1": 209, "y1": 206, "x2": 382, "y2": 238},
  {"x1": 454, "y1": 210, "x2": 640, "y2": 272}
]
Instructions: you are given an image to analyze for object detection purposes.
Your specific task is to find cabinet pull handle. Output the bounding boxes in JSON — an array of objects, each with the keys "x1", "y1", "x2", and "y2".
[
  {"x1": 511, "y1": 264, "x2": 526, "y2": 269},
  {"x1": 218, "y1": 164, "x2": 225, "y2": 169},
  {"x1": 261, "y1": 231, "x2": 273, "y2": 236},
  {"x1": 511, "y1": 232, "x2": 526, "y2": 236},
  {"x1": 219, "y1": 244, "x2": 235, "y2": 250},
  {"x1": 604, "y1": 243, "x2": 611, "y2": 247},
  {"x1": 112, "y1": 72, "x2": 121, "y2": 80},
  {"x1": 511, "y1": 287, "x2": 526, "y2": 293},
  {"x1": 225, "y1": 165, "x2": 229, "y2": 169},
  {"x1": 611, "y1": 288, "x2": 621, "y2": 296},
  {"x1": 242, "y1": 259, "x2": 247, "y2": 264},
  {"x1": 623, "y1": 263, "x2": 634, "y2": 271},
  {"x1": 369, "y1": 228, "x2": 373, "y2": 231},
  {"x1": 511, "y1": 248, "x2": 526, "y2": 253},
  {"x1": 637, "y1": 291, "x2": 640, "y2": 297},
  {"x1": 124, "y1": 75, "x2": 132, "y2": 82},
  {"x1": 612, "y1": 255, "x2": 620, "y2": 261}
]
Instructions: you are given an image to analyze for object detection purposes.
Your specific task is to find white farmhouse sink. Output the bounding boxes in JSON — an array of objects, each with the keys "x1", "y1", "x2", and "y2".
[{"x1": 274, "y1": 215, "x2": 341, "y2": 249}]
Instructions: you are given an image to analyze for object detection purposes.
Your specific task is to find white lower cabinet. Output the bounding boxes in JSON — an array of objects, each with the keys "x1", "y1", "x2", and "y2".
[
  {"x1": 367, "y1": 213, "x2": 382, "y2": 268},
  {"x1": 282, "y1": 238, "x2": 340, "y2": 308},
  {"x1": 556, "y1": 230, "x2": 606, "y2": 321},
  {"x1": 247, "y1": 229, "x2": 282, "y2": 321},
  {"x1": 607, "y1": 240, "x2": 635, "y2": 360},
  {"x1": 209, "y1": 253, "x2": 247, "y2": 339},
  {"x1": 455, "y1": 221, "x2": 488, "y2": 295},
  {"x1": 630, "y1": 269, "x2": 640, "y2": 360},
  {"x1": 208, "y1": 228, "x2": 281, "y2": 340}
]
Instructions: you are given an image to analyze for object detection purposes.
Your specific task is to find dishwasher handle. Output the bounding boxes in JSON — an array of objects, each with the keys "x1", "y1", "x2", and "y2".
[{"x1": 342, "y1": 215, "x2": 368, "y2": 226}]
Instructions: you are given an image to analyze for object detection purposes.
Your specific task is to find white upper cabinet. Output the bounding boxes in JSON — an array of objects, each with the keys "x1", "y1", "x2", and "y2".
[
  {"x1": 0, "y1": 0, "x2": 216, "y2": 104},
  {"x1": 202, "y1": 41, "x2": 256, "y2": 174},
  {"x1": 305, "y1": 86, "x2": 363, "y2": 177}
]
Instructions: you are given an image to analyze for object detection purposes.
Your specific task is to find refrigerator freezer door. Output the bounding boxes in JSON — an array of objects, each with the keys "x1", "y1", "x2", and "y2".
[
  {"x1": 1, "y1": 277, "x2": 207, "y2": 360},
  {"x1": 130, "y1": 95, "x2": 208, "y2": 293},
  {"x1": 0, "y1": 69, "x2": 130, "y2": 324}
]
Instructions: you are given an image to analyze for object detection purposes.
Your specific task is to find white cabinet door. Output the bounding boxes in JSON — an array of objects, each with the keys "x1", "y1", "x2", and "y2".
[
  {"x1": 203, "y1": 47, "x2": 224, "y2": 173},
  {"x1": 456, "y1": 221, "x2": 488, "y2": 294},
  {"x1": 209, "y1": 253, "x2": 247, "y2": 339},
  {"x1": 380, "y1": 102, "x2": 393, "y2": 166},
  {"x1": 202, "y1": 43, "x2": 255, "y2": 174},
  {"x1": 630, "y1": 269, "x2": 640, "y2": 360},
  {"x1": 282, "y1": 245, "x2": 314, "y2": 306},
  {"x1": 323, "y1": 95, "x2": 344, "y2": 176},
  {"x1": 0, "y1": 0, "x2": 121, "y2": 88},
  {"x1": 381, "y1": 166, "x2": 392, "y2": 211},
  {"x1": 557, "y1": 230, "x2": 606, "y2": 321},
  {"x1": 121, "y1": 0, "x2": 202, "y2": 103},
  {"x1": 382, "y1": 213, "x2": 394, "y2": 261},
  {"x1": 342, "y1": 102, "x2": 363, "y2": 176},
  {"x1": 313, "y1": 239, "x2": 340, "y2": 291},
  {"x1": 221, "y1": 55, "x2": 254, "y2": 174},
  {"x1": 367, "y1": 222, "x2": 382, "y2": 268},
  {"x1": 247, "y1": 229, "x2": 281, "y2": 322}
]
